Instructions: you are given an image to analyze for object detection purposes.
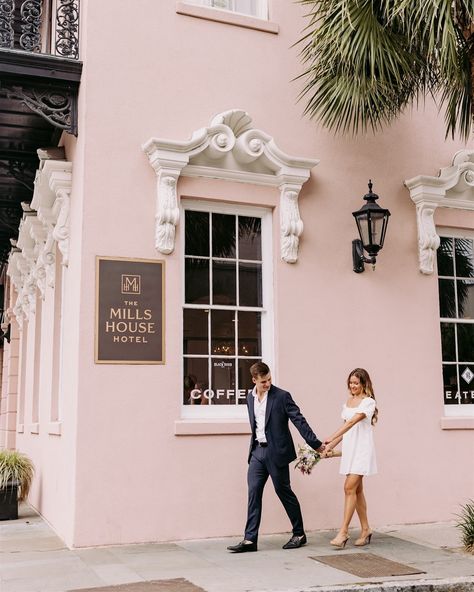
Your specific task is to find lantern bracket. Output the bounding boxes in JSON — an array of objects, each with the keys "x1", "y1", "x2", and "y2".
[{"x1": 352, "y1": 239, "x2": 376, "y2": 273}]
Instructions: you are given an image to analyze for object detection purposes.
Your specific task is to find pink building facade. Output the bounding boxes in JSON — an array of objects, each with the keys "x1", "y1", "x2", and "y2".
[{"x1": 0, "y1": 1, "x2": 473, "y2": 548}]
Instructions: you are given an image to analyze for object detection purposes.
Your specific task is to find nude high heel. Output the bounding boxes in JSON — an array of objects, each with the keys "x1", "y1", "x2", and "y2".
[
  {"x1": 330, "y1": 535, "x2": 350, "y2": 549},
  {"x1": 354, "y1": 532, "x2": 373, "y2": 546}
]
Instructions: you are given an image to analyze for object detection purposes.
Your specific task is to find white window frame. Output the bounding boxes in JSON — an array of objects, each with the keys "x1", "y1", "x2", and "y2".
[
  {"x1": 181, "y1": 199, "x2": 274, "y2": 420},
  {"x1": 437, "y1": 226, "x2": 474, "y2": 417},
  {"x1": 182, "y1": 0, "x2": 268, "y2": 20}
]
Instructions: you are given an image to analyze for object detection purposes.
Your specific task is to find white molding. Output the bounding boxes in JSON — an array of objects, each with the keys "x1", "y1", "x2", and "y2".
[
  {"x1": 7, "y1": 157, "x2": 72, "y2": 316},
  {"x1": 143, "y1": 109, "x2": 318, "y2": 262},
  {"x1": 405, "y1": 148, "x2": 474, "y2": 274}
]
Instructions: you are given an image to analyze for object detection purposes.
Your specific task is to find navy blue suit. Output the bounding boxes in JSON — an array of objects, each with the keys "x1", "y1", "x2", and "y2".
[{"x1": 244, "y1": 384, "x2": 322, "y2": 542}]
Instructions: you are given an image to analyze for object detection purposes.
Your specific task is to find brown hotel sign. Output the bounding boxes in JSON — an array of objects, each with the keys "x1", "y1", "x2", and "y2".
[{"x1": 95, "y1": 257, "x2": 165, "y2": 364}]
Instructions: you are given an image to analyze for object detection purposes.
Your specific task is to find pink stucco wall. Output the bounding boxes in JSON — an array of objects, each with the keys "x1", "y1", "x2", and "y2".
[{"x1": 9, "y1": 1, "x2": 474, "y2": 547}]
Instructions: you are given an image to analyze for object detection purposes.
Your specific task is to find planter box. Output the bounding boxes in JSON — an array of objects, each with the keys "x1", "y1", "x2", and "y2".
[{"x1": 0, "y1": 481, "x2": 19, "y2": 520}]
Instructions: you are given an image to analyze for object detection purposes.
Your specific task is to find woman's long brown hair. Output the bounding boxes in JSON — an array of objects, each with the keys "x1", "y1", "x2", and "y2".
[{"x1": 347, "y1": 368, "x2": 378, "y2": 425}]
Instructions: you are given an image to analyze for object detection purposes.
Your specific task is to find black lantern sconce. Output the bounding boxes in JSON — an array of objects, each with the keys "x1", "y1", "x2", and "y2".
[{"x1": 352, "y1": 180, "x2": 391, "y2": 273}]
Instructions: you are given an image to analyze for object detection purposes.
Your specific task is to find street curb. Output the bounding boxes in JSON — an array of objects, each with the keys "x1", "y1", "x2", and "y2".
[{"x1": 294, "y1": 576, "x2": 474, "y2": 592}]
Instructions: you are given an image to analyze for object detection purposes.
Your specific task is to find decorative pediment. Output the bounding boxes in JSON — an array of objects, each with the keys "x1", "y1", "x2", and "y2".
[
  {"x1": 405, "y1": 149, "x2": 474, "y2": 274},
  {"x1": 143, "y1": 110, "x2": 319, "y2": 263}
]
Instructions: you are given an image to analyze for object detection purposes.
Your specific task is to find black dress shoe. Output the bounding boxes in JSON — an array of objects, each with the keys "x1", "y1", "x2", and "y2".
[
  {"x1": 227, "y1": 540, "x2": 257, "y2": 553},
  {"x1": 282, "y1": 534, "x2": 307, "y2": 549}
]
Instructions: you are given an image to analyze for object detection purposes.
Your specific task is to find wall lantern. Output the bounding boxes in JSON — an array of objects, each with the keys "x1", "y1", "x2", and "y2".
[{"x1": 352, "y1": 180, "x2": 391, "y2": 273}]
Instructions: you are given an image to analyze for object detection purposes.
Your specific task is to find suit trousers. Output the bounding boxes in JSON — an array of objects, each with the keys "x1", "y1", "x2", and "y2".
[{"x1": 244, "y1": 444, "x2": 304, "y2": 542}]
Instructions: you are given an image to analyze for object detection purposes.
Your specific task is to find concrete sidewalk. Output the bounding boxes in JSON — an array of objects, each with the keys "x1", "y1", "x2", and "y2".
[{"x1": 0, "y1": 505, "x2": 473, "y2": 592}]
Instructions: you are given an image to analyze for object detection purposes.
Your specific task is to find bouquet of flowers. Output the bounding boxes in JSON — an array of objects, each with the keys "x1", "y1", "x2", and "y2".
[{"x1": 294, "y1": 443, "x2": 321, "y2": 475}]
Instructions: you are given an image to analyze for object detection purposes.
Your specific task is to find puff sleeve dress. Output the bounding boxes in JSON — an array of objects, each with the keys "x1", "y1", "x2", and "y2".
[{"x1": 339, "y1": 397, "x2": 377, "y2": 476}]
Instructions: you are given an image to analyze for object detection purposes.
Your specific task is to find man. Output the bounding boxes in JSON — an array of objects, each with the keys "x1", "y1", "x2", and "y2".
[{"x1": 227, "y1": 362, "x2": 325, "y2": 553}]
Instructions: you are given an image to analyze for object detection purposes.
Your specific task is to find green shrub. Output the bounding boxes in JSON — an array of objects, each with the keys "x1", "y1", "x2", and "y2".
[
  {"x1": 456, "y1": 499, "x2": 474, "y2": 553},
  {"x1": 0, "y1": 449, "x2": 34, "y2": 501}
]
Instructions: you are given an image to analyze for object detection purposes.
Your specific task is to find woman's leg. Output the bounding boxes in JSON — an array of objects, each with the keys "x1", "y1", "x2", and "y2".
[
  {"x1": 355, "y1": 477, "x2": 370, "y2": 533},
  {"x1": 332, "y1": 474, "x2": 362, "y2": 543}
]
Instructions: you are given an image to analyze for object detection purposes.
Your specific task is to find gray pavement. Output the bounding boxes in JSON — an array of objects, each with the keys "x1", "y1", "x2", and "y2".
[{"x1": 0, "y1": 505, "x2": 473, "y2": 592}]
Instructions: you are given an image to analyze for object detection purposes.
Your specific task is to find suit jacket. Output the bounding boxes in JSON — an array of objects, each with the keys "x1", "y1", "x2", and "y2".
[{"x1": 247, "y1": 384, "x2": 322, "y2": 468}]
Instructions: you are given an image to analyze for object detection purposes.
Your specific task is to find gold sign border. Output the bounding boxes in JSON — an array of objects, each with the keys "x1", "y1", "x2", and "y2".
[{"x1": 95, "y1": 256, "x2": 165, "y2": 365}]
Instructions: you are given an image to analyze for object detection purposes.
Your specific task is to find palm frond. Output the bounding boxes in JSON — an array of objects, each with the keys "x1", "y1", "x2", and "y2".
[{"x1": 296, "y1": 0, "x2": 474, "y2": 139}]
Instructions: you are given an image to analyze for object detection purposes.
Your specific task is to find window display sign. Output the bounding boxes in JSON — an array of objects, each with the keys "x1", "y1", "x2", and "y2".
[{"x1": 95, "y1": 257, "x2": 165, "y2": 364}]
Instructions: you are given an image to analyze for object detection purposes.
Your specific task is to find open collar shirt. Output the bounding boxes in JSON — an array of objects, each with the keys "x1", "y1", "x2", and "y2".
[{"x1": 252, "y1": 387, "x2": 268, "y2": 443}]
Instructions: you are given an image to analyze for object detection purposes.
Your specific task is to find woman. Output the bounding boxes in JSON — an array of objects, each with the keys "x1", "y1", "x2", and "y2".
[{"x1": 323, "y1": 368, "x2": 378, "y2": 549}]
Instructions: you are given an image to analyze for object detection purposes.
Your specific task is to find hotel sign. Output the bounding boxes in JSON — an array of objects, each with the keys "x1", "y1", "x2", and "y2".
[{"x1": 95, "y1": 257, "x2": 165, "y2": 364}]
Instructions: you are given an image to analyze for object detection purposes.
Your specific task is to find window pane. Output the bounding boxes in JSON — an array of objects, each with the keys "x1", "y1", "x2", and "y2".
[
  {"x1": 213, "y1": 260, "x2": 236, "y2": 304},
  {"x1": 185, "y1": 211, "x2": 209, "y2": 257},
  {"x1": 239, "y1": 262, "x2": 262, "y2": 307},
  {"x1": 238, "y1": 311, "x2": 261, "y2": 356},
  {"x1": 440, "y1": 323, "x2": 456, "y2": 362},
  {"x1": 234, "y1": 0, "x2": 260, "y2": 16},
  {"x1": 438, "y1": 279, "x2": 456, "y2": 318},
  {"x1": 239, "y1": 216, "x2": 262, "y2": 260},
  {"x1": 211, "y1": 358, "x2": 236, "y2": 405},
  {"x1": 455, "y1": 238, "x2": 474, "y2": 278},
  {"x1": 237, "y1": 358, "x2": 260, "y2": 405},
  {"x1": 183, "y1": 309, "x2": 208, "y2": 355},
  {"x1": 185, "y1": 258, "x2": 209, "y2": 304},
  {"x1": 458, "y1": 324, "x2": 474, "y2": 362},
  {"x1": 457, "y1": 280, "x2": 474, "y2": 319},
  {"x1": 212, "y1": 213, "x2": 236, "y2": 258},
  {"x1": 443, "y1": 364, "x2": 458, "y2": 405},
  {"x1": 437, "y1": 237, "x2": 454, "y2": 276},
  {"x1": 211, "y1": 310, "x2": 235, "y2": 356},
  {"x1": 459, "y1": 365, "x2": 474, "y2": 404},
  {"x1": 183, "y1": 358, "x2": 209, "y2": 405}
]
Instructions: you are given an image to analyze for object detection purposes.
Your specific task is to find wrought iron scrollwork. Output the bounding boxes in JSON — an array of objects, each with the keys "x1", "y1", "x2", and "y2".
[
  {"x1": 0, "y1": 0, "x2": 80, "y2": 59},
  {"x1": 4, "y1": 84, "x2": 77, "y2": 134},
  {"x1": 55, "y1": 0, "x2": 79, "y2": 59},
  {"x1": 0, "y1": 0, "x2": 15, "y2": 49},
  {"x1": 20, "y1": 0, "x2": 42, "y2": 52}
]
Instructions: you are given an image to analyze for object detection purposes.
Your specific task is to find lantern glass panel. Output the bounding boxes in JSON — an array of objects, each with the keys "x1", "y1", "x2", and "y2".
[{"x1": 355, "y1": 215, "x2": 370, "y2": 247}]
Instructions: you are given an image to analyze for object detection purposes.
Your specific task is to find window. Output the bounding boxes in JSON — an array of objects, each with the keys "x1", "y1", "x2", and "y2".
[
  {"x1": 437, "y1": 230, "x2": 474, "y2": 415},
  {"x1": 182, "y1": 201, "x2": 272, "y2": 418},
  {"x1": 182, "y1": 0, "x2": 268, "y2": 19}
]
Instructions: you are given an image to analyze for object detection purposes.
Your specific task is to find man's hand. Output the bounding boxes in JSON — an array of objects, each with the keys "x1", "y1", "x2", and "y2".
[{"x1": 315, "y1": 444, "x2": 326, "y2": 453}]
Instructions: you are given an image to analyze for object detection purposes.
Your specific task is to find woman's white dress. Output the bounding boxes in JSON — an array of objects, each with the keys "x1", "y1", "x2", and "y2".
[{"x1": 339, "y1": 397, "x2": 377, "y2": 476}]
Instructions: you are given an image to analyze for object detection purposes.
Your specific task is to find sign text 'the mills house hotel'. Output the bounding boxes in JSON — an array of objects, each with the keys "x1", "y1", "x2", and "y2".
[{"x1": 95, "y1": 257, "x2": 165, "y2": 364}]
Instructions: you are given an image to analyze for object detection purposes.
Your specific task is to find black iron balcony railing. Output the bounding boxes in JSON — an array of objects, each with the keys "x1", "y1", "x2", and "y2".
[{"x1": 0, "y1": 0, "x2": 79, "y2": 60}]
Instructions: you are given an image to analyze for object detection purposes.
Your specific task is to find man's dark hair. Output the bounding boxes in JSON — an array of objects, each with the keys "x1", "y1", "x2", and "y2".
[{"x1": 250, "y1": 362, "x2": 270, "y2": 378}]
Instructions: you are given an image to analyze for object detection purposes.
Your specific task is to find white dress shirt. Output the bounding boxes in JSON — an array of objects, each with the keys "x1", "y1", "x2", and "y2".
[{"x1": 252, "y1": 387, "x2": 268, "y2": 443}]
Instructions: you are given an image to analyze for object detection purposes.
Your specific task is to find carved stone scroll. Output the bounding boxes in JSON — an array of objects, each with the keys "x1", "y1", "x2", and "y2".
[
  {"x1": 416, "y1": 203, "x2": 440, "y2": 275},
  {"x1": 280, "y1": 184, "x2": 303, "y2": 264},
  {"x1": 154, "y1": 173, "x2": 180, "y2": 255}
]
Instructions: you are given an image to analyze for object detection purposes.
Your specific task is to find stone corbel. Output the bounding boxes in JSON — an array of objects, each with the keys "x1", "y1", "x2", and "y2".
[
  {"x1": 28, "y1": 217, "x2": 49, "y2": 298},
  {"x1": 143, "y1": 148, "x2": 188, "y2": 255},
  {"x1": 31, "y1": 157, "x2": 72, "y2": 271},
  {"x1": 17, "y1": 254, "x2": 36, "y2": 318},
  {"x1": 51, "y1": 180, "x2": 71, "y2": 266},
  {"x1": 279, "y1": 184, "x2": 304, "y2": 263},
  {"x1": 154, "y1": 171, "x2": 181, "y2": 255},
  {"x1": 43, "y1": 230, "x2": 57, "y2": 288},
  {"x1": 7, "y1": 252, "x2": 25, "y2": 329},
  {"x1": 416, "y1": 202, "x2": 440, "y2": 275},
  {"x1": 405, "y1": 148, "x2": 474, "y2": 274}
]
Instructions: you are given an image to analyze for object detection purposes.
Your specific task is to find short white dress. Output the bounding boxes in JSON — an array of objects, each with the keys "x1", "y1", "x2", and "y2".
[{"x1": 339, "y1": 397, "x2": 377, "y2": 476}]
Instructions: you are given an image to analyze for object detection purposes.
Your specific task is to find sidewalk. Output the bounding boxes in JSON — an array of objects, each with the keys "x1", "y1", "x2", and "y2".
[{"x1": 0, "y1": 505, "x2": 473, "y2": 592}]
